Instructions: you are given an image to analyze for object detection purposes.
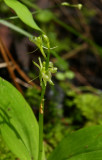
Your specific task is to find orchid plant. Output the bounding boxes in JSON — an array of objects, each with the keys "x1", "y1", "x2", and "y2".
[{"x1": 0, "y1": 1, "x2": 102, "y2": 160}]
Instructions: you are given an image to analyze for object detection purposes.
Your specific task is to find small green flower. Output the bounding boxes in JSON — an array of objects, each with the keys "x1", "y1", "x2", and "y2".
[
  {"x1": 33, "y1": 58, "x2": 57, "y2": 86},
  {"x1": 30, "y1": 36, "x2": 46, "y2": 58}
]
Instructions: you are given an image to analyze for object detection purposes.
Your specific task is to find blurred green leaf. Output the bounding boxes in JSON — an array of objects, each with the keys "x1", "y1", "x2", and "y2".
[
  {"x1": 55, "y1": 59, "x2": 69, "y2": 71},
  {"x1": 65, "y1": 71, "x2": 75, "y2": 79},
  {"x1": 56, "y1": 72, "x2": 65, "y2": 80},
  {"x1": 36, "y1": 10, "x2": 54, "y2": 23}
]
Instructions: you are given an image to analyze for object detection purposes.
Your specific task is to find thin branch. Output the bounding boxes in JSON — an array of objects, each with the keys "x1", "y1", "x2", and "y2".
[{"x1": 0, "y1": 62, "x2": 12, "y2": 68}]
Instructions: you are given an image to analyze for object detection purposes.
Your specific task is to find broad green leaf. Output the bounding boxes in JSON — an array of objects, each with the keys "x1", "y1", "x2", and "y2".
[
  {"x1": 48, "y1": 126, "x2": 102, "y2": 160},
  {"x1": 68, "y1": 151, "x2": 102, "y2": 160},
  {"x1": 4, "y1": 0, "x2": 42, "y2": 32},
  {"x1": 0, "y1": 78, "x2": 39, "y2": 160}
]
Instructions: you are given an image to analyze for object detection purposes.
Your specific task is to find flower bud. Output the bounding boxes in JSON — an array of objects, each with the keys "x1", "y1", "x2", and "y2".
[
  {"x1": 49, "y1": 62, "x2": 53, "y2": 67},
  {"x1": 77, "y1": 4, "x2": 82, "y2": 10},
  {"x1": 49, "y1": 79, "x2": 54, "y2": 85},
  {"x1": 43, "y1": 61, "x2": 46, "y2": 66},
  {"x1": 42, "y1": 34, "x2": 50, "y2": 49},
  {"x1": 50, "y1": 67, "x2": 57, "y2": 73},
  {"x1": 37, "y1": 36, "x2": 42, "y2": 44},
  {"x1": 42, "y1": 73, "x2": 49, "y2": 81},
  {"x1": 42, "y1": 34, "x2": 49, "y2": 42}
]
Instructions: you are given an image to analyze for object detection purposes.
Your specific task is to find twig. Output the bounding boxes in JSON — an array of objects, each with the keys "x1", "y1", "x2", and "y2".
[
  {"x1": 15, "y1": 78, "x2": 33, "y2": 88},
  {"x1": 51, "y1": 43, "x2": 88, "y2": 63},
  {"x1": 71, "y1": 67, "x2": 90, "y2": 86},
  {"x1": 4, "y1": 40, "x2": 41, "y2": 90},
  {"x1": 0, "y1": 37, "x2": 41, "y2": 91},
  {"x1": 0, "y1": 37, "x2": 23, "y2": 93},
  {"x1": 0, "y1": 62, "x2": 12, "y2": 68},
  {"x1": 62, "y1": 43, "x2": 88, "y2": 60}
]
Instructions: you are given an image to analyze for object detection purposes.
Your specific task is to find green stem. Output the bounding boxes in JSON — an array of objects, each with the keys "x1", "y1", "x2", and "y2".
[
  {"x1": 38, "y1": 83, "x2": 46, "y2": 160},
  {"x1": 38, "y1": 40, "x2": 50, "y2": 160},
  {"x1": 46, "y1": 43, "x2": 50, "y2": 70},
  {"x1": 46, "y1": 51, "x2": 50, "y2": 70}
]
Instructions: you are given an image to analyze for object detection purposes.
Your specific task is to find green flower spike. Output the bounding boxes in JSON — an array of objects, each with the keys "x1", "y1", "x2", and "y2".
[
  {"x1": 33, "y1": 58, "x2": 57, "y2": 86},
  {"x1": 30, "y1": 36, "x2": 46, "y2": 58}
]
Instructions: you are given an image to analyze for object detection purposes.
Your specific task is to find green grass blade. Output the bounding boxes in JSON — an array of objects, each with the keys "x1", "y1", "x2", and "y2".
[{"x1": 0, "y1": 19, "x2": 33, "y2": 38}]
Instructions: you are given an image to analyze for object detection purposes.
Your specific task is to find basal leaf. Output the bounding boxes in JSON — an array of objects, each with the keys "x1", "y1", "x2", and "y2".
[
  {"x1": 68, "y1": 151, "x2": 102, "y2": 160},
  {"x1": 48, "y1": 126, "x2": 102, "y2": 160},
  {"x1": 4, "y1": 0, "x2": 42, "y2": 32},
  {"x1": 0, "y1": 78, "x2": 39, "y2": 160}
]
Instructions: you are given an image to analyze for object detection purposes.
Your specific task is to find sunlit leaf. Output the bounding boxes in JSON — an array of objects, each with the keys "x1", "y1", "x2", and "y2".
[
  {"x1": 0, "y1": 78, "x2": 39, "y2": 160},
  {"x1": 48, "y1": 126, "x2": 102, "y2": 160},
  {"x1": 4, "y1": 0, "x2": 42, "y2": 32}
]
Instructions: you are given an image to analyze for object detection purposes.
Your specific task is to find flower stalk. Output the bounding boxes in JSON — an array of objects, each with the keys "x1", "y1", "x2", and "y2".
[{"x1": 30, "y1": 33, "x2": 57, "y2": 160}]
